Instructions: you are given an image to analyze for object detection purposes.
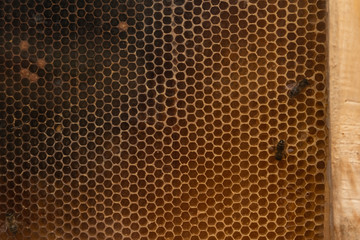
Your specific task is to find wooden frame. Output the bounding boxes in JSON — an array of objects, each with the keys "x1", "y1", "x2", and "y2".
[{"x1": 329, "y1": 0, "x2": 360, "y2": 239}]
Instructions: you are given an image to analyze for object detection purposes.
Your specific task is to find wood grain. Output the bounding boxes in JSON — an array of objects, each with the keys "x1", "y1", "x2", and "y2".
[{"x1": 329, "y1": 0, "x2": 360, "y2": 239}]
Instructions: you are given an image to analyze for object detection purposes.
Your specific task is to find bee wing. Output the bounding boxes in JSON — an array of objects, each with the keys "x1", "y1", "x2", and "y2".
[
  {"x1": 268, "y1": 145, "x2": 275, "y2": 152},
  {"x1": 0, "y1": 222, "x2": 7, "y2": 233},
  {"x1": 287, "y1": 147, "x2": 295, "y2": 153},
  {"x1": 285, "y1": 82, "x2": 297, "y2": 90}
]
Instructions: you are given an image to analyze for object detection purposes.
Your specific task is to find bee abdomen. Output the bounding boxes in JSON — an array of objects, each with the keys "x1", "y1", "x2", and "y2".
[
  {"x1": 275, "y1": 153, "x2": 283, "y2": 161},
  {"x1": 288, "y1": 88, "x2": 300, "y2": 98},
  {"x1": 9, "y1": 224, "x2": 18, "y2": 235}
]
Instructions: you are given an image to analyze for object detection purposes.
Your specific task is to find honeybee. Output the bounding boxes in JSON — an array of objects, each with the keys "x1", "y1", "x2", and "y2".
[
  {"x1": 0, "y1": 212, "x2": 20, "y2": 236},
  {"x1": 274, "y1": 140, "x2": 286, "y2": 161},
  {"x1": 287, "y1": 78, "x2": 310, "y2": 98}
]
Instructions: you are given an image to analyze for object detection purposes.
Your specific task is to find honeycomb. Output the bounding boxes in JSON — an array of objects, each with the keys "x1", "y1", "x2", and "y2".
[{"x1": 0, "y1": 0, "x2": 327, "y2": 239}]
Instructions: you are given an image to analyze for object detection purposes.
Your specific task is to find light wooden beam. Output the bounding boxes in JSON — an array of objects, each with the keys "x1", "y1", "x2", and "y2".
[{"x1": 329, "y1": 0, "x2": 360, "y2": 239}]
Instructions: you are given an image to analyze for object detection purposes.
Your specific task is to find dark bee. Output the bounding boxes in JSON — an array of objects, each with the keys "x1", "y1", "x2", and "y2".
[
  {"x1": 7, "y1": 212, "x2": 19, "y2": 235},
  {"x1": 275, "y1": 140, "x2": 286, "y2": 161},
  {"x1": 0, "y1": 212, "x2": 20, "y2": 235},
  {"x1": 288, "y1": 78, "x2": 310, "y2": 98}
]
